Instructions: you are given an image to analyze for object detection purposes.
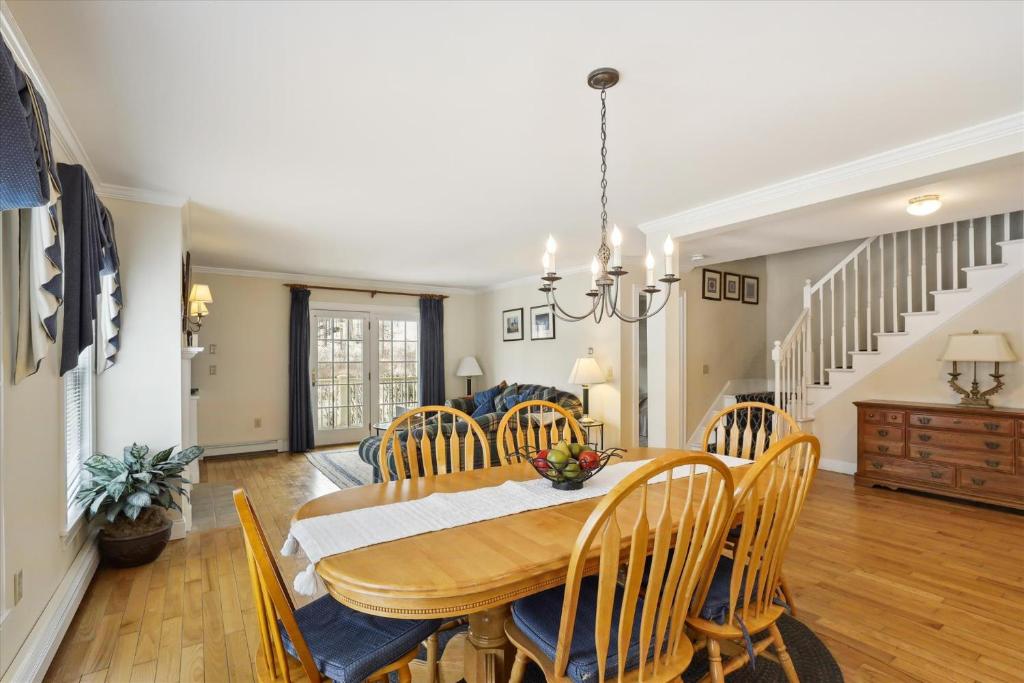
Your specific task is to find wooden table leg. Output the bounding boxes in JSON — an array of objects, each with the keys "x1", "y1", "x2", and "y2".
[{"x1": 464, "y1": 605, "x2": 515, "y2": 683}]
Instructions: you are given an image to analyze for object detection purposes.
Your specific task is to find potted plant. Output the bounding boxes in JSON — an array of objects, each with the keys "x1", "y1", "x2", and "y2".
[{"x1": 76, "y1": 443, "x2": 204, "y2": 567}]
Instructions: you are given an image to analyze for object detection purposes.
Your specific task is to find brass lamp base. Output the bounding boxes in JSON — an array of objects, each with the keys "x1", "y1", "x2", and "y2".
[{"x1": 947, "y1": 361, "x2": 1004, "y2": 409}]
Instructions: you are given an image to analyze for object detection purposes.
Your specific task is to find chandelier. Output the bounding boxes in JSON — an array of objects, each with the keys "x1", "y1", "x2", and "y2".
[{"x1": 540, "y1": 68, "x2": 679, "y2": 324}]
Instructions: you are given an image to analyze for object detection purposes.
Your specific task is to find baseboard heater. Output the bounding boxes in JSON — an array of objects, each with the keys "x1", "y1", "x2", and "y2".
[{"x1": 200, "y1": 439, "x2": 285, "y2": 458}]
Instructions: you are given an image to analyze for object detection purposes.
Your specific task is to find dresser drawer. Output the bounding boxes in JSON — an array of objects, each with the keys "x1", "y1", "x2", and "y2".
[
  {"x1": 861, "y1": 437, "x2": 904, "y2": 456},
  {"x1": 1018, "y1": 419, "x2": 1024, "y2": 437},
  {"x1": 957, "y1": 470, "x2": 1024, "y2": 500},
  {"x1": 908, "y1": 445, "x2": 1014, "y2": 473},
  {"x1": 861, "y1": 409, "x2": 904, "y2": 425},
  {"x1": 860, "y1": 454, "x2": 954, "y2": 487},
  {"x1": 859, "y1": 424, "x2": 903, "y2": 441},
  {"x1": 908, "y1": 412, "x2": 1013, "y2": 434},
  {"x1": 908, "y1": 429, "x2": 1013, "y2": 453}
]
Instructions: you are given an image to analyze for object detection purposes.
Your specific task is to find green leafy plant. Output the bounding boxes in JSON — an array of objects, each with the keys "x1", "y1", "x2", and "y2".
[{"x1": 75, "y1": 444, "x2": 204, "y2": 524}]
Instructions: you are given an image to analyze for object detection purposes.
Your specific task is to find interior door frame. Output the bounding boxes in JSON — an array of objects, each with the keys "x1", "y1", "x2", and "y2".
[{"x1": 308, "y1": 301, "x2": 421, "y2": 445}]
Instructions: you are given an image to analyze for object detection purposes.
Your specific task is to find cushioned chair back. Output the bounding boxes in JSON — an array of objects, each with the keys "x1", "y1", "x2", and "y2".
[
  {"x1": 379, "y1": 405, "x2": 490, "y2": 482},
  {"x1": 695, "y1": 433, "x2": 820, "y2": 628},
  {"x1": 554, "y1": 453, "x2": 735, "y2": 683},
  {"x1": 702, "y1": 401, "x2": 799, "y2": 460},
  {"x1": 233, "y1": 489, "x2": 322, "y2": 682},
  {"x1": 497, "y1": 399, "x2": 586, "y2": 464}
]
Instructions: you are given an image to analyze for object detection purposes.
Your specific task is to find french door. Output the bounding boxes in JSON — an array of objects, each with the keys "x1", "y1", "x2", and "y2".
[{"x1": 310, "y1": 309, "x2": 420, "y2": 445}]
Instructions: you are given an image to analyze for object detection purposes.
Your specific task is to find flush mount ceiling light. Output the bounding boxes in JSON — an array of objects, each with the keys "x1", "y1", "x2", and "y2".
[
  {"x1": 690, "y1": 254, "x2": 707, "y2": 262},
  {"x1": 906, "y1": 194, "x2": 942, "y2": 216},
  {"x1": 540, "y1": 68, "x2": 679, "y2": 324}
]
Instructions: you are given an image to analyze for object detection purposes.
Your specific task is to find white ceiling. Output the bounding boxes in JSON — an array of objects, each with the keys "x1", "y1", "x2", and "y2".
[
  {"x1": 679, "y1": 154, "x2": 1024, "y2": 268},
  {"x1": 7, "y1": 1, "x2": 1024, "y2": 287}
]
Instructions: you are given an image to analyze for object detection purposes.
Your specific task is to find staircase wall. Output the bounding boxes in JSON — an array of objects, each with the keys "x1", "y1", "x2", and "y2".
[{"x1": 811, "y1": 272, "x2": 1024, "y2": 473}]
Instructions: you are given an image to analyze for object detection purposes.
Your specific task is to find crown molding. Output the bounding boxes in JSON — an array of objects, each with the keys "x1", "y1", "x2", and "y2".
[
  {"x1": 95, "y1": 183, "x2": 187, "y2": 208},
  {"x1": 190, "y1": 264, "x2": 478, "y2": 297},
  {"x1": 640, "y1": 112, "x2": 1024, "y2": 238}
]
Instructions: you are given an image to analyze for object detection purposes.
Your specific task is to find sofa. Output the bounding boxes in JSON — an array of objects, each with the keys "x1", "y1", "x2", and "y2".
[{"x1": 358, "y1": 382, "x2": 583, "y2": 482}]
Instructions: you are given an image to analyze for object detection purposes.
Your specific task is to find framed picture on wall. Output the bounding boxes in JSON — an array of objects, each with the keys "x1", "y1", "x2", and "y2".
[
  {"x1": 530, "y1": 304, "x2": 556, "y2": 340},
  {"x1": 502, "y1": 307, "x2": 524, "y2": 341},
  {"x1": 702, "y1": 269, "x2": 722, "y2": 301},
  {"x1": 742, "y1": 275, "x2": 760, "y2": 305},
  {"x1": 723, "y1": 272, "x2": 741, "y2": 301}
]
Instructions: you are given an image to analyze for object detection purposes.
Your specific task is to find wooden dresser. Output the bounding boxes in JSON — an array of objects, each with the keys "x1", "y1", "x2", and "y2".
[{"x1": 854, "y1": 400, "x2": 1024, "y2": 510}]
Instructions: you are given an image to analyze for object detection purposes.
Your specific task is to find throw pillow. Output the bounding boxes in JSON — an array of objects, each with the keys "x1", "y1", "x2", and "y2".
[
  {"x1": 472, "y1": 383, "x2": 504, "y2": 418},
  {"x1": 495, "y1": 383, "x2": 520, "y2": 411},
  {"x1": 538, "y1": 387, "x2": 558, "y2": 403}
]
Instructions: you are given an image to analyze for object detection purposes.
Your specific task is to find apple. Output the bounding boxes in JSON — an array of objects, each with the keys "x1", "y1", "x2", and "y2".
[
  {"x1": 578, "y1": 450, "x2": 601, "y2": 470},
  {"x1": 533, "y1": 456, "x2": 550, "y2": 472}
]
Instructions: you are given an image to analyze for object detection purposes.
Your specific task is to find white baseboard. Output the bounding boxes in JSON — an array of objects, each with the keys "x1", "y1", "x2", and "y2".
[
  {"x1": 1, "y1": 534, "x2": 99, "y2": 683},
  {"x1": 200, "y1": 439, "x2": 285, "y2": 458},
  {"x1": 170, "y1": 518, "x2": 189, "y2": 541},
  {"x1": 819, "y1": 457, "x2": 857, "y2": 475}
]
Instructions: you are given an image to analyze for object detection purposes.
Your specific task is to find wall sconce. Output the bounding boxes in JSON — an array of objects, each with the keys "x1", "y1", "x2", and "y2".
[
  {"x1": 186, "y1": 283, "x2": 213, "y2": 346},
  {"x1": 939, "y1": 330, "x2": 1017, "y2": 408}
]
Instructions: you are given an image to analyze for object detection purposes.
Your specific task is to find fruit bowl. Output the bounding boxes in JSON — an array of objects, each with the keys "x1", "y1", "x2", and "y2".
[{"x1": 513, "y1": 441, "x2": 625, "y2": 490}]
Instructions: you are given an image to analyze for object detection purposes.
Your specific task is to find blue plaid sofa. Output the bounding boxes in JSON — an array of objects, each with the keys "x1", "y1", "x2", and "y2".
[{"x1": 357, "y1": 383, "x2": 583, "y2": 482}]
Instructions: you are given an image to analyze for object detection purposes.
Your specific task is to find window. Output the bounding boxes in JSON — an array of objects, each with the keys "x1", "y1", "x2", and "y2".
[
  {"x1": 377, "y1": 319, "x2": 419, "y2": 422},
  {"x1": 64, "y1": 348, "x2": 95, "y2": 530}
]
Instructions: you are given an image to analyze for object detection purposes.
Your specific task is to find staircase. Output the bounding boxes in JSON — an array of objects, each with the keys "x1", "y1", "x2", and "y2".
[{"x1": 772, "y1": 210, "x2": 1023, "y2": 423}]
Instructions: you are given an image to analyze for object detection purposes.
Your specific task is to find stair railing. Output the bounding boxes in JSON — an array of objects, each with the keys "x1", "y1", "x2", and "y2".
[{"x1": 772, "y1": 211, "x2": 1019, "y2": 423}]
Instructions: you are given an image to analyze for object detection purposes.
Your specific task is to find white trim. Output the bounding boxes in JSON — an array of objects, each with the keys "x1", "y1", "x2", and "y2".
[
  {"x1": 190, "y1": 265, "x2": 476, "y2": 297},
  {"x1": 640, "y1": 112, "x2": 1024, "y2": 238},
  {"x1": 200, "y1": 439, "x2": 286, "y2": 458},
  {"x1": 818, "y1": 458, "x2": 858, "y2": 476},
  {"x1": 94, "y1": 184, "x2": 186, "y2": 209},
  {"x1": 0, "y1": 535, "x2": 99, "y2": 683}
]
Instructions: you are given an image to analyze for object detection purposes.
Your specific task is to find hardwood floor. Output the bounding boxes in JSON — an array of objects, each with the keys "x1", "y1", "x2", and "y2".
[{"x1": 43, "y1": 451, "x2": 1024, "y2": 683}]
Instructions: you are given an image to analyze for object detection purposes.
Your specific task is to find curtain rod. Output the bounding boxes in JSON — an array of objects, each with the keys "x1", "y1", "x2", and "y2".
[{"x1": 284, "y1": 283, "x2": 447, "y2": 300}]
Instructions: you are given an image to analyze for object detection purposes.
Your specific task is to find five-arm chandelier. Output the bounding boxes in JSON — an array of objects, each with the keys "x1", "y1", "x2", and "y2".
[{"x1": 541, "y1": 68, "x2": 678, "y2": 324}]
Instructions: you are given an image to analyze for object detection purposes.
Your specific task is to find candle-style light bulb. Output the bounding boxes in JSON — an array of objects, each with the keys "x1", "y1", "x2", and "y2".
[
  {"x1": 645, "y1": 251, "x2": 655, "y2": 286},
  {"x1": 590, "y1": 256, "x2": 599, "y2": 289},
  {"x1": 542, "y1": 251, "x2": 551, "y2": 274},
  {"x1": 545, "y1": 234, "x2": 557, "y2": 271},
  {"x1": 663, "y1": 236, "x2": 674, "y2": 275},
  {"x1": 611, "y1": 224, "x2": 623, "y2": 267}
]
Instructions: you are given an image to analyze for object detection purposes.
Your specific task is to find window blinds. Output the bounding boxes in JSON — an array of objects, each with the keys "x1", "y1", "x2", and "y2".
[{"x1": 64, "y1": 348, "x2": 94, "y2": 526}]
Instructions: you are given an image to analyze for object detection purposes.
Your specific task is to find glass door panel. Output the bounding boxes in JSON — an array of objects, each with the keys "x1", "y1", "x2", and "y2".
[
  {"x1": 376, "y1": 318, "x2": 419, "y2": 422},
  {"x1": 311, "y1": 311, "x2": 369, "y2": 445}
]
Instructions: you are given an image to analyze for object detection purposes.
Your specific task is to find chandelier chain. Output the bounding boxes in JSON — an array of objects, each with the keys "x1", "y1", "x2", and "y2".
[{"x1": 599, "y1": 87, "x2": 608, "y2": 237}]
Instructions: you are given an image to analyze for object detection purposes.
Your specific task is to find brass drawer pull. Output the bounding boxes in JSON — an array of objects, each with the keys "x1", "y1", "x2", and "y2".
[
  {"x1": 918, "y1": 434, "x2": 932, "y2": 442},
  {"x1": 952, "y1": 419, "x2": 962, "y2": 424},
  {"x1": 919, "y1": 451, "x2": 932, "y2": 459},
  {"x1": 871, "y1": 461, "x2": 883, "y2": 469},
  {"x1": 877, "y1": 444, "x2": 889, "y2": 453},
  {"x1": 867, "y1": 412, "x2": 877, "y2": 419},
  {"x1": 984, "y1": 441, "x2": 1000, "y2": 450},
  {"x1": 971, "y1": 477, "x2": 985, "y2": 486},
  {"x1": 985, "y1": 459, "x2": 1000, "y2": 468},
  {"x1": 930, "y1": 471, "x2": 944, "y2": 479},
  {"x1": 918, "y1": 417, "x2": 932, "y2": 425},
  {"x1": 984, "y1": 422, "x2": 1000, "y2": 432},
  {"x1": 878, "y1": 429, "x2": 889, "y2": 437}
]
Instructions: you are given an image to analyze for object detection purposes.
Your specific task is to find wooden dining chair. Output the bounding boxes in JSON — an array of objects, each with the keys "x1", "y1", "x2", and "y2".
[
  {"x1": 701, "y1": 401, "x2": 799, "y2": 461},
  {"x1": 701, "y1": 402, "x2": 802, "y2": 613},
  {"x1": 686, "y1": 432, "x2": 820, "y2": 683},
  {"x1": 505, "y1": 452, "x2": 736, "y2": 683},
  {"x1": 378, "y1": 405, "x2": 491, "y2": 483},
  {"x1": 233, "y1": 489, "x2": 441, "y2": 683},
  {"x1": 497, "y1": 399, "x2": 586, "y2": 464}
]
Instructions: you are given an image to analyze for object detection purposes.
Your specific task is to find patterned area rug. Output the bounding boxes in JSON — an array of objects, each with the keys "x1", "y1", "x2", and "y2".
[{"x1": 305, "y1": 447, "x2": 375, "y2": 489}]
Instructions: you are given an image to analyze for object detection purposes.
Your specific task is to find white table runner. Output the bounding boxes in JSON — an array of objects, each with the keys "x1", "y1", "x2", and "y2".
[{"x1": 282, "y1": 454, "x2": 749, "y2": 594}]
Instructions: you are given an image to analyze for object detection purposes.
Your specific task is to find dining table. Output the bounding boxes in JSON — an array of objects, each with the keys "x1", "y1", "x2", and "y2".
[{"x1": 294, "y1": 446, "x2": 753, "y2": 683}]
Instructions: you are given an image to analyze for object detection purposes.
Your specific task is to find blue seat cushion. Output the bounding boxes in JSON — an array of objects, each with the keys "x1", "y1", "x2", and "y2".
[
  {"x1": 698, "y1": 556, "x2": 763, "y2": 624},
  {"x1": 280, "y1": 595, "x2": 440, "y2": 683},
  {"x1": 511, "y1": 577, "x2": 646, "y2": 683}
]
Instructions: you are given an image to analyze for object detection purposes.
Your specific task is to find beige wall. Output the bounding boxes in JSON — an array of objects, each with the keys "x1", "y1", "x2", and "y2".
[
  {"x1": 683, "y1": 257, "x2": 769, "y2": 437},
  {"x1": 475, "y1": 268, "x2": 640, "y2": 448},
  {"x1": 812, "y1": 272, "x2": 1024, "y2": 470},
  {"x1": 192, "y1": 272, "x2": 477, "y2": 449}
]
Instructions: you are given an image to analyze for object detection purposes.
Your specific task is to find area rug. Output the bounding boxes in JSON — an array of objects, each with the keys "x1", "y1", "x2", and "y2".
[
  {"x1": 305, "y1": 447, "x2": 374, "y2": 489},
  {"x1": 514, "y1": 614, "x2": 841, "y2": 683}
]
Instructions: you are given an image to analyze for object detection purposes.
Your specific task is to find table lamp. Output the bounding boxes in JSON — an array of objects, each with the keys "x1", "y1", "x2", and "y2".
[
  {"x1": 568, "y1": 357, "x2": 605, "y2": 422},
  {"x1": 456, "y1": 356, "x2": 483, "y2": 394},
  {"x1": 939, "y1": 330, "x2": 1017, "y2": 408}
]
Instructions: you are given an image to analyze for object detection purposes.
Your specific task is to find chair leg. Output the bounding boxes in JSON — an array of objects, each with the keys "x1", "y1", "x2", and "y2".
[
  {"x1": 509, "y1": 649, "x2": 528, "y2": 683},
  {"x1": 769, "y1": 624, "x2": 799, "y2": 682},
  {"x1": 779, "y1": 574, "x2": 797, "y2": 616},
  {"x1": 398, "y1": 664, "x2": 413, "y2": 683},
  {"x1": 426, "y1": 633, "x2": 439, "y2": 683},
  {"x1": 706, "y1": 639, "x2": 725, "y2": 683}
]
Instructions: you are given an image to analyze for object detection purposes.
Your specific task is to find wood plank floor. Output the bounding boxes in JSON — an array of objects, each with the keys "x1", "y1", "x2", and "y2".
[{"x1": 43, "y1": 451, "x2": 1024, "y2": 683}]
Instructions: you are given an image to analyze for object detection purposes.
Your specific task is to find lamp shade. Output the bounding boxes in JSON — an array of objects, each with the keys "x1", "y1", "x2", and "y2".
[
  {"x1": 456, "y1": 356, "x2": 483, "y2": 377},
  {"x1": 940, "y1": 331, "x2": 1017, "y2": 362},
  {"x1": 188, "y1": 283, "x2": 213, "y2": 304},
  {"x1": 568, "y1": 357, "x2": 605, "y2": 385},
  {"x1": 188, "y1": 300, "x2": 209, "y2": 317}
]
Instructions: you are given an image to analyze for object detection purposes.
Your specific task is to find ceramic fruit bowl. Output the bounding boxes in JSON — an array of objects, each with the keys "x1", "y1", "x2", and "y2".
[{"x1": 514, "y1": 441, "x2": 625, "y2": 490}]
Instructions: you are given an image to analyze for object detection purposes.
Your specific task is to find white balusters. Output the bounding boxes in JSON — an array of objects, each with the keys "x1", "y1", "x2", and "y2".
[
  {"x1": 905, "y1": 230, "x2": 913, "y2": 316},
  {"x1": 866, "y1": 238, "x2": 873, "y2": 348},
  {"x1": 891, "y1": 232, "x2": 898, "y2": 331},
  {"x1": 853, "y1": 253, "x2": 860, "y2": 353},
  {"x1": 818, "y1": 290, "x2": 824, "y2": 383},
  {"x1": 969, "y1": 219, "x2": 976, "y2": 267},
  {"x1": 841, "y1": 266, "x2": 848, "y2": 366},
  {"x1": 952, "y1": 220, "x2": 960, "y2": 288},
  {"x1": 879, "y1": 233, "x2": 886, "y2": 333},
  {"x1": 986, "y1": 215, "x2": 992, "y2": 265},
  {"x1": 936, "y1": 224, "x2": 943, "y2": 291},
  {"x1": 920, "y1": 228, "x2": 927, "y2": 310},
  {"x1": 829, "y1": 275, "x2": 836, "y2": 370}
]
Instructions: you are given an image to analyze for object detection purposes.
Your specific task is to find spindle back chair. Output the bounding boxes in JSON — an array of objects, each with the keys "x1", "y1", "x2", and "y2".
[
  {"x1": 497, "y1": 400, "x2": 586, "y2": 463},
  {"x1": 379, "y1": 406, "x2": 491, "y2": 482},
  {"x1": 702, "y1": 402, "x2": 799, "y2": 461}
]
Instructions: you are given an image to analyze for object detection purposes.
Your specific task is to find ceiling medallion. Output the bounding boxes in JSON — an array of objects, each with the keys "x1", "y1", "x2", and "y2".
[{"x1": 540, "y1": 68, "x2": 678, "y2": 324}]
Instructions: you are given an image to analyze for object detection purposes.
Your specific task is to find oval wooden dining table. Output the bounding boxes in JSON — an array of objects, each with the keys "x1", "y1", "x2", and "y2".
[{"x1": 294, "y1": 447, "x2": 752, "y2": 683}]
